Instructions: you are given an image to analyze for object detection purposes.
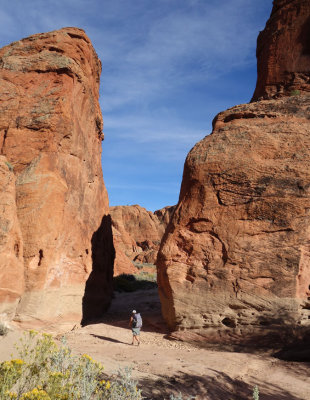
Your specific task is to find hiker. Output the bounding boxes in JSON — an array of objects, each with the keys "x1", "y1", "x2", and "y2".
[{"x1": 129, "y1": 310, "x2": 142, "y2": 345}]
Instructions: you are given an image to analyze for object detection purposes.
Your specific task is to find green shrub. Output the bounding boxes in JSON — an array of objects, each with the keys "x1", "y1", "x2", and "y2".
[
  {"x1": 133, "y1": 262, "x2": 143, "y2": 270},
  {"x1": 253, "y1": 385, "x2": 259, "y2": 400},
  {"x1": 169, "y1": 394, "x2": 195, "y2": 400},
  {"x1": 0, "y1": 331, "x2": 142, "y2": 400},
  {"x1": 133, "y1": 261, "x2": 156, "y2": 270},
  {"x1": 106, "y1": 367, "x2": 142, "y2": 399},
  {"x1": 113, "y1": 273, "x2": 157, "y2": 292},
  {"x1": 290, "y1": 89, "x2": 300, "y2": 96},
  {"x1": 136, "y1": 271, "x2": 157, "y2": 283}
]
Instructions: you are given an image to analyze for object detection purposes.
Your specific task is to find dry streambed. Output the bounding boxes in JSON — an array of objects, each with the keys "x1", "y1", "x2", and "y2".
[
  {"x1": 64, "y1": 323, "x2": 309, "y2": 400},
  {"x1": 68, "y1": 289, "x2": 310, "y2": 399},
  {"x1": 1, "y1": 289, "x2": 309, "y2": 399}
]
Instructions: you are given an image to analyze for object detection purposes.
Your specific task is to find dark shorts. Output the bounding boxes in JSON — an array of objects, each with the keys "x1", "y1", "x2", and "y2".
[{"x1": 132, "y1": 327, "x2": 140, "y2": 336}]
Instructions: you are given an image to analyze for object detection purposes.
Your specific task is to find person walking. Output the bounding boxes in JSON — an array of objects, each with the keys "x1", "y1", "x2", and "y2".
[{"x1": 129, "y1": 310, "x2": 142, "y2": 345}]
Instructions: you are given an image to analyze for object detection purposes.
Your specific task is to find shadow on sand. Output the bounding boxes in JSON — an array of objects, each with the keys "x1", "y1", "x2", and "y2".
[
  {"x1": 90, "y1": 333, "x2": 129, "y2": 346},
  {"x1": 273, "y1": 331, "x2": 310, "y2": 362},
  {"x1": 138, "y1": 370, "x2": 304, "y2": 400}
]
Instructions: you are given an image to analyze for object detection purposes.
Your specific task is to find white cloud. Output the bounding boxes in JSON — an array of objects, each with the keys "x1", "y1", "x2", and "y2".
[
  {"x1": 0, "y1": 0, "x2": 268, "y2": 112},
  {"x1": 104, "y1": 114, "x2": 205, "y2": 144},
  {"x1": 96, "y1": 0, "x2": 265, "y2": 112},
  {"x1": 0, "y1": 0, "x2": 273, "y2": 209}
]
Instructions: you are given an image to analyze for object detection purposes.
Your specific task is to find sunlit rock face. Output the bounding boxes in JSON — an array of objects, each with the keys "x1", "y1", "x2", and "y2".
[
  {"x1": 0, "y1": 156, "x2": 24, "y2": 321},
  {"x1": 111, "y1": 205, "x2": 174, "y2": 276},
  {"x1": 0, "y1": 27, "x2": 114, "y2": 330},
  {"x1": 157, "y1": 0, "x2": 310, "y2": 345},
  {"x1": 252, "y1": 0, "x2": 310, "y2": 101}
]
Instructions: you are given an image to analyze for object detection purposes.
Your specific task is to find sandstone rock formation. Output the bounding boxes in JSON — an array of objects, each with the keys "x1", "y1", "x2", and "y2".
[
  {"x1": 112, "y1": 226, "x2": 137, "y2": 276},
  {"x1": 0, "y1": 156, "x2": 24, "y2": 321},
  {"x1": 157, "y1": 0, "x2": 310, "y2": 345},
  {"x1": 252, "y1": 0, "x2": 310, "y2": 101},
  {"x1": 0, "y1": 28, "x2": 114, "y2": 330},
  {"x1": 110, "y1": 205, "x2": 174, "y2": 275}
]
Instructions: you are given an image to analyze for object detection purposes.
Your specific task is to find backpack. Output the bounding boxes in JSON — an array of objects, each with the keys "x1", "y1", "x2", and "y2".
[{"x1": 133, "y1": 313, "x2": 142, "y2": 328}]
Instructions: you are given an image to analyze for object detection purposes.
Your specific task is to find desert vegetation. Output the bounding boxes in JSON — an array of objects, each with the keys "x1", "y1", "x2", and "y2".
[
  {"x1": 0, "y1": 330, "x2": 198, "y2": 400},
  {"x1": 0, "y1": 331, "x2": 142, "y2": 400},
  {"x1": 289, "y1": 89, "x2": 301, "y2": 96},
  {"x1": 0, "y1": 323, "x2": 9, "y2": 337},
  {"x1": 113, "y1": 263, "x2": 157, "y2": 292},
  {"x1": 0, "y1": 329, "x2": 264, "y2": 400}
]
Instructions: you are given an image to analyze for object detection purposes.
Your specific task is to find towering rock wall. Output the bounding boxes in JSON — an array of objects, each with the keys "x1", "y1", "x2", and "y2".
[
  {"x1": 0, "y1": 156, "x2": 24, "y2": 321},
  {"x1": 157, "y1": 0, "x2": 310, "y2": 345},
  {"x1": 252, "y1": 0, "x2": 310, "y2": 100},
  {"x1": 110, "y1": 205, "x2": 174, "y2": 275},
  {"x1": 0, "y1": 28, "x2": 114, "y2": 330}
]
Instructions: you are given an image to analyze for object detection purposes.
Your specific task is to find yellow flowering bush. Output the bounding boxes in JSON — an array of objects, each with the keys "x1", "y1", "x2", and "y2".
[
  {"x1": 5, "y1": 392, "x2": 17, "y2": 399},
  {"x1": 0, "y1": 331, "x2": 142, "y2": 400},
  {"x1": 20, "y1": 388, "x2": 51, "y2": 400},
  {"x1": 0, "y1": 360, "x2": 25, "y2": 398}
]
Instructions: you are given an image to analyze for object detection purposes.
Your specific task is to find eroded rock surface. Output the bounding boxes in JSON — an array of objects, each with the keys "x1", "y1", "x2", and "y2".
[
  {"x1": 0, "y1": 156, "x2": 24, "y2": 321},
  {"x1": 157, "y1": 0, "x2": 310, "y2": 345},
  {"x1": 252, "y1": 0, "x2": 310, "y2": 100},
  {"x1": 158, "y1": 95, "x2": 310, "y2": 345},
  {"x1": 0, "y1": 28, "x2": 114, "y2": 330},
  {"x1": 110, "y1": 205, "x2": 174, "y2": 275}
]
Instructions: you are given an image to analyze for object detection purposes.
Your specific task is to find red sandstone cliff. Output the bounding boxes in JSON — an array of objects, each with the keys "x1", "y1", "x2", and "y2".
[
  {"x1": 0, "y1": 156, "x2": 24, "y2": 321},
  {"x1": 157, "y1": 0, "x2": 310, "y2": 345},
  {"x1": 110, "y1": 205, "x2": 174, "y2": 276},
  {"x1": 0, "y1": 28, "x2": 114, "y2": 330},
  {"x1": 252, "y1": 0, "x2": 310, "y2": 100}
]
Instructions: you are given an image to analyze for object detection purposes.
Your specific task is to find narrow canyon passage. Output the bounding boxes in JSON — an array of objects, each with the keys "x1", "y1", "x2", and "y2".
[{"x1": 102, "y1": 288, "x2": 167, "y2": 334}]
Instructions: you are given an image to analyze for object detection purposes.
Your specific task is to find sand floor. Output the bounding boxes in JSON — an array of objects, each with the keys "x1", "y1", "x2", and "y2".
[{"x1": 1, "y1": 289, "x2": 309, "y2": 399}]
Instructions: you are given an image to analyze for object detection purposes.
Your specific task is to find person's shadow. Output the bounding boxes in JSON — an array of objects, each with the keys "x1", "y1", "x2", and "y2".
[{"x1": 91, "y1": 333, "x2": 129, "y2": 345}]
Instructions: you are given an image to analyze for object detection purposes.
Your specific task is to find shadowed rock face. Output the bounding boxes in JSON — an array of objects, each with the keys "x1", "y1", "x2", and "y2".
[
  {"x1": 252, "y1": 0, "x2": 310, "y2": 101},
  {"x1": 0, "y1": 28, "x2": 114, "y2": 330},
  {"x1": 157, "y1": 0, "x2": 310, "y2": 346},
  {"x1": 110, "y1": 205, "x2": 174, "y2": 275}
]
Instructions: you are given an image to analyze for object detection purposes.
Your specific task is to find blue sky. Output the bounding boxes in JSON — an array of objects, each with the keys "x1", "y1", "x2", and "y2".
[{"x1": 0, "y1": 0, "x2": 273, "y2": 211}]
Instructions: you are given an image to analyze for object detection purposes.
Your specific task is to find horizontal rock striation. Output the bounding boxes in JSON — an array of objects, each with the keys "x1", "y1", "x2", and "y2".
[
  {"x1": 0, "y1": 28, "x2": 114, "y2": 330},
  {"x1": 158, "y1": 94, "x2": 310, "y2": 345}
]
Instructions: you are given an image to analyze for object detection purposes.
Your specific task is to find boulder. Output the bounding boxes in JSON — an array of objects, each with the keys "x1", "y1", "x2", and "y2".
[
  {"x1": 0, "y1": 28, "x2": 114, "y2": 330},
  {"x1": 157, "y1": 0, "x2": 310, "y2": 346}
]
